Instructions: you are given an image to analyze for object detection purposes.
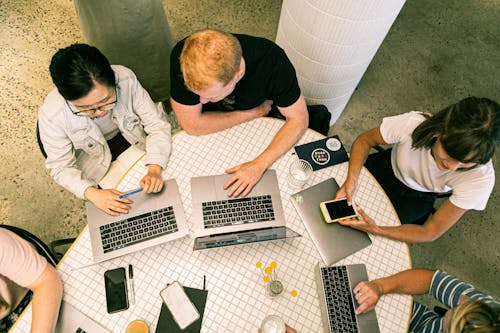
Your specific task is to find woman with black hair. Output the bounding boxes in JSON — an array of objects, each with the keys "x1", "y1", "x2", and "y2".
[
  {"x1": 38, "y1": 44, "x2": 172, "y2": 216},
  {"x1": 336, "y1": 97, "x2": 499, "y2": 243}
]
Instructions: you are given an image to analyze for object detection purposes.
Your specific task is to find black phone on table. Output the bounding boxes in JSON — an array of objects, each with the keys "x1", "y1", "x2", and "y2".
[{"x1": 104, "y1": 267, "x2": 129, "y2": 313}]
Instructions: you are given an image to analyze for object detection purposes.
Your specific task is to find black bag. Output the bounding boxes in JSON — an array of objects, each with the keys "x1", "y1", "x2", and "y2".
[{"x1": 268, "y1": 104, "x2": 331, "y2": 136}]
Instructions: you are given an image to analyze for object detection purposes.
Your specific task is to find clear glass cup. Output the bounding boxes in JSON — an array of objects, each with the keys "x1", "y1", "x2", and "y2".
[
  {"x1": 260, "y1": 314, "x2": 286, "y2": 333},
  {"x1": 126, "y1": 320, "x2": 149, "y2": 333},
  {"x1": 288, "y1": 159, "x2": 313, "y2": 188}
]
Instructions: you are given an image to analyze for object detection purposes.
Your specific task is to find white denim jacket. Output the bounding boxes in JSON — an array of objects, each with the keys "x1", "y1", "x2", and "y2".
[{"x1": 38, "y1": 65, "x2": 172, "y2": 199}]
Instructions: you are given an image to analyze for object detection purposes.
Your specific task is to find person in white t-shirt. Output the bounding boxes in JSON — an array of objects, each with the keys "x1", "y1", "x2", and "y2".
[
  {"x1": 0, "y1": 229, "x2": 63, "y2": 332},
  {"x1": 335, "y1": 97, "x2": 499, "y2": 243}
]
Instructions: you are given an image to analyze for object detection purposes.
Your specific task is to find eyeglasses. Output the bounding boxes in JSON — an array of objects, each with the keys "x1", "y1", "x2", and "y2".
[{"x1": 67, "y1": 89, "x2": 117, "y2": 117}]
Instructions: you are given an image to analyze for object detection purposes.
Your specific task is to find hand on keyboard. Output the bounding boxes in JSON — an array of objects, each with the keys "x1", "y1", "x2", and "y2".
[
  {"x1": 224, "y1": 159, "x2": 267, "y2": 197},
  {"x1": 353, "y1": 280, "x2": 382, "y2": 314}
]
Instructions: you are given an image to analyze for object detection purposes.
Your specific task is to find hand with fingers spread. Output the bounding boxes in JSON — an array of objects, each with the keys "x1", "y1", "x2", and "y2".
[
  {"x1": 353, "y1": 280, "x2": 383, "y2": 314},
  {"x1": 224, "y1": 160, "x2": 267, "y2": 197},
  {"x1": 140, "y1": 164, "x2": 164, "y2": 193},
  {"x1": 84, "y1": 186, "x2": 132, "y2": 216},
  {"x1": 338, "y1": 205, "x2": 381, "y2": 234}
]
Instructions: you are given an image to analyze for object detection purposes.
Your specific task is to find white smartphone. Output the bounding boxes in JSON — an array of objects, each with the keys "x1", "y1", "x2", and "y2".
[
  {"x1": 160, "y1": 281, "x2": 200, "y2": 329},
  {"x1": 320, "y1": 198, "x2": 358, "y2": 223}
]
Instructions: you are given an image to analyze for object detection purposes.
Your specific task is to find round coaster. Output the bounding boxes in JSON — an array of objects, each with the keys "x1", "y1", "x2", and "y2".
[
  {"x1": 326, "y1": 137, "x2": 342, "y2": 151},
  {"x1": 311, "y1": 148, "x2": 330, "y2": 165}
]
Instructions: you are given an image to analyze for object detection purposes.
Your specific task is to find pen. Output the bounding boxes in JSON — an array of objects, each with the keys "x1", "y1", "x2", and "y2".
[
  {"x1": 128, "y1": 264, "x2": 135, "y2": 305},
  {"x1": 119, "y1": 188, "x2": 143, "y2": 199}
]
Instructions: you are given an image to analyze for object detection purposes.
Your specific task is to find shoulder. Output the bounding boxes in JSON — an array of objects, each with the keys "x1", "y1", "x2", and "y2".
[
  {"x1": 112, "y1": 65, "x2": 136, "y2": 82},
  {"x1": 380, "y1": 111, "x2": 427, "y2": 141},
  {"x1": 39, "y1": 88, "x2": 67, "y2": 119}
]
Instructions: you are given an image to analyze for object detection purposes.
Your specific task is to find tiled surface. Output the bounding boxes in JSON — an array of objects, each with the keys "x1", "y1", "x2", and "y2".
[{"x1": 12, "y1": 119, "x2": 411, "y2": 332}]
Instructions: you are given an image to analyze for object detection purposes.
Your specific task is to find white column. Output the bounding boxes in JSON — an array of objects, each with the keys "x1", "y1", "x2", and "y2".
[{"x1": 276, "y1": 0, "x2": 406, "y2": 124}]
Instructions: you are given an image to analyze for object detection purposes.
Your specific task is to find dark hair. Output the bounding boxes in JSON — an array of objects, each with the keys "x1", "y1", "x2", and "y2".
[
  {"x1": 412, "y1": 97, "x2": 500, "y2": 165},
  {"x1": 49, "y1": 43, "x2": 115, "y2": 101}
]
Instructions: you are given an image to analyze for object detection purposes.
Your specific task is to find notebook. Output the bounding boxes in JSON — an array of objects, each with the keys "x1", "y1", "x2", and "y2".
[
  {"x1": 56, "y1": 300, "x2": 111, "y2": 333},
  {"x1": 290, "y1": 178, "x2": 372, "y2": 265},
  {"x1": 191, "y1": 170, "x2": 300, "y2": 249},
  {"x1": 315, "y1": 264, "x2": 380, "y2": 333},
  {"x1": 155, "y1": 286, "x2": 208, "y2": 333},
  {"x1": 86, "y1": 179, "x2": 188, "y2": 263}
]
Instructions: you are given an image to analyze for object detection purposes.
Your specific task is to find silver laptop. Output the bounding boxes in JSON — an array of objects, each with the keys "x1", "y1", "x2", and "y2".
[
  {"x1": 191, "y1": 170, "x2": 300, "y2": 248},
  {"x1": 316, "y1": 264, "x2": 380, "y2": 333},
  {"x1": 86, "y1": 179, "x2": 188, "y2": 263},
  {"x1": 56, "y1": 300, "x2": 111, "y2": 333},
  {"x1": 290, "y1": 178, "x2": 371, "y2": 265}
]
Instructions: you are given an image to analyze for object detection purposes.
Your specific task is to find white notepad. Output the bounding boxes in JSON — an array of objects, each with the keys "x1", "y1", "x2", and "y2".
[{"x1": 98, "y1": 145, "x2": 145, "y2": 189}]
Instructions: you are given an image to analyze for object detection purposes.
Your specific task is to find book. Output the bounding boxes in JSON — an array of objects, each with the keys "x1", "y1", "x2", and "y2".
[
  {"x1": 98, "y1": 145, "x2": 146, "y2": 189},
  {"x1": 155, "y1": 286, "x2": 208, "y2": 333}
]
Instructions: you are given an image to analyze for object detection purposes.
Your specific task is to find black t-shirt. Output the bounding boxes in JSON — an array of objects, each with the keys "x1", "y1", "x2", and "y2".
[{"x1": 170, "y1": 34, "x2": 301, "y2": 111}]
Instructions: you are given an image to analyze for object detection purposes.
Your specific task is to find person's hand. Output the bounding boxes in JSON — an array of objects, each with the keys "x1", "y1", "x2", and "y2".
[
  {"x1": 84, "y1": 186, "x2": 132, "y2": 216},
  {"x1": 353, "y1": 280, "x2": 383, "y2": 314},
  {"x1": 338, "y1": 205, "x2": 380, "y2": 234},
  {"x1": 140, "y1": 164, "x2": 164, "y2": 193},
  {"x1": 258, "y1": 324, "x2": 297, "y2": 333},
  {"x1": 335, "y1": 176, "x2": 357, "y2": 205},
  {"x1": 224, "y1": 160, "x2": 267, "y2": 197},
  {"x1": 250, "y1": 100, "x2": 273, "y2": 118}
]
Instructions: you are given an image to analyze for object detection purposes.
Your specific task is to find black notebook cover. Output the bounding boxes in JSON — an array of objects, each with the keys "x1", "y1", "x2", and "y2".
[
  {"x1": 294, "y1": 135, "x2": 349, "y2": 171},
  {"x1": 155, "y1": 286, "x2": 208, "y2": 333}
]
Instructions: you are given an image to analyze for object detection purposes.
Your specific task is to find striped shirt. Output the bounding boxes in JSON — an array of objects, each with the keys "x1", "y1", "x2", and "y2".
[{"x1": 409, "y1": 270, "x2": 499, "y2": 332}]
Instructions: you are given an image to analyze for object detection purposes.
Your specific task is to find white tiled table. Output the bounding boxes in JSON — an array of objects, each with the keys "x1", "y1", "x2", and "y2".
[{"x1": 12, "y1": 118, "x2": 411, "y2": 333}]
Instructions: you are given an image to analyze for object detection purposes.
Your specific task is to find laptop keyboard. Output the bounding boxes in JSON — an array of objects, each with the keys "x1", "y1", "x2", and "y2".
[
  {"x1": 320, "y1": 266, "x2": 359, "y2": 333},
  {"x1": 202, "y1": 195, "x2": 275, "y2": 228},
  {"x1": 100, "y1": 206, "x2": 178, "y2": 253}
]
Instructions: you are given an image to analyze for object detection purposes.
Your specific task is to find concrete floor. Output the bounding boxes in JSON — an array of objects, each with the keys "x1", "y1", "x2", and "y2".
[{"x1": 1, "y1": 0, "x2": 498, "y2": 308}]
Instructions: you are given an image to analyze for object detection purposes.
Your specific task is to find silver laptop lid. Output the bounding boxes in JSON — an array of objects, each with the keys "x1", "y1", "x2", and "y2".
[
  {"x1": 193, "y1": 226, "x2": 300, "y2": 250},
  {"x1": 56, "y1": 300, "x2": 111, "y2": 333},
  {"x1": 191, "y1": 169, "x2": 285, "y2": 237},
  {"x1": 86, "y1": 179, "x2": 188, "y2": 263},
  {"x1": 290, "y1": 178, "x2": 371, "y2": 265}
]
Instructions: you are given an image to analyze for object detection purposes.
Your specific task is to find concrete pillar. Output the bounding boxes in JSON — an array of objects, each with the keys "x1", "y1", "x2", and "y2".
[{"x1": 276, "y1": 0, "x2": 406, "y2": 124}]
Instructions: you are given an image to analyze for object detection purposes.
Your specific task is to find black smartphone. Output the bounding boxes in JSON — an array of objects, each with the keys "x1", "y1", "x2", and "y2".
[{"x1": 104, "y1": 267, "x2": 129, "y2": 313}]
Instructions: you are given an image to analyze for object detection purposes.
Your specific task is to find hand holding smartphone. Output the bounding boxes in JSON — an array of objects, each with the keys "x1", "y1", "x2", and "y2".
[
  {"x1": 160, "y1": 281, "x2": 200, "y2": 329},
  {"x1": 104, "y1": 267, "x2": 129, "y2": 313},
  {"x1": 320, "y1": 198, "x2": 358, "y2": 223}
]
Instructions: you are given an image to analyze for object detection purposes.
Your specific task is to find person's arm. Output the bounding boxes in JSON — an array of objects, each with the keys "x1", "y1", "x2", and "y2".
[
  {"x1": 224, "y1": 94, "x2": 308, "y2": 196},
  {"x1": 354, "y1": 268, "x2": 436, "y2": 314},
  {"x1": 28, "y1": 264, "x2": 63, "y2": 333},
  {"x1": 339, "y1": 200, "x2": 467, "y2": 243},
  {"x1": 171, "y1": 98, "x2": 272, "y2": 135},
  {"x1": 335, "y1": 127, "x2": 387, "y2": 204}
]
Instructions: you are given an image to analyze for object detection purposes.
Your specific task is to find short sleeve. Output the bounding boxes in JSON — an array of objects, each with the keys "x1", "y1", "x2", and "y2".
[
  {"x1": 379, "y1": 111, "x2": 427, "y2": 144},
  {"x1": 0, "y1": 230, "x2": 47, "y2": 288},
  {"x1": 270, "y1": 48, "x2": 301, "y2": 108}
]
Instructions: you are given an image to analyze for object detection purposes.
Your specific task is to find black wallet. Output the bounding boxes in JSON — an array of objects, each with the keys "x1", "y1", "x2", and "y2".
[{"x1": 155, "y1": 286, "x2": 208, "y2": 333}]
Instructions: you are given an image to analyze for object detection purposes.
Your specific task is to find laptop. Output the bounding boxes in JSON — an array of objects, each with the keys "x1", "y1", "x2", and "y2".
[
  {"x1": 56, "y1": 300, "x2": 111, "y2": 333},
  {"x1": 191, "y1": 170, "x2": 300, "y2": 249},
  {"x1": 316, "y1": 264, "x2": 380, "y2": 333},
  {"x1": 86, "y1": 179, "x2": 188, "y2": 263},
  {"x1": 290, "y1": 178, "x2": 372, "y2": 265}
]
